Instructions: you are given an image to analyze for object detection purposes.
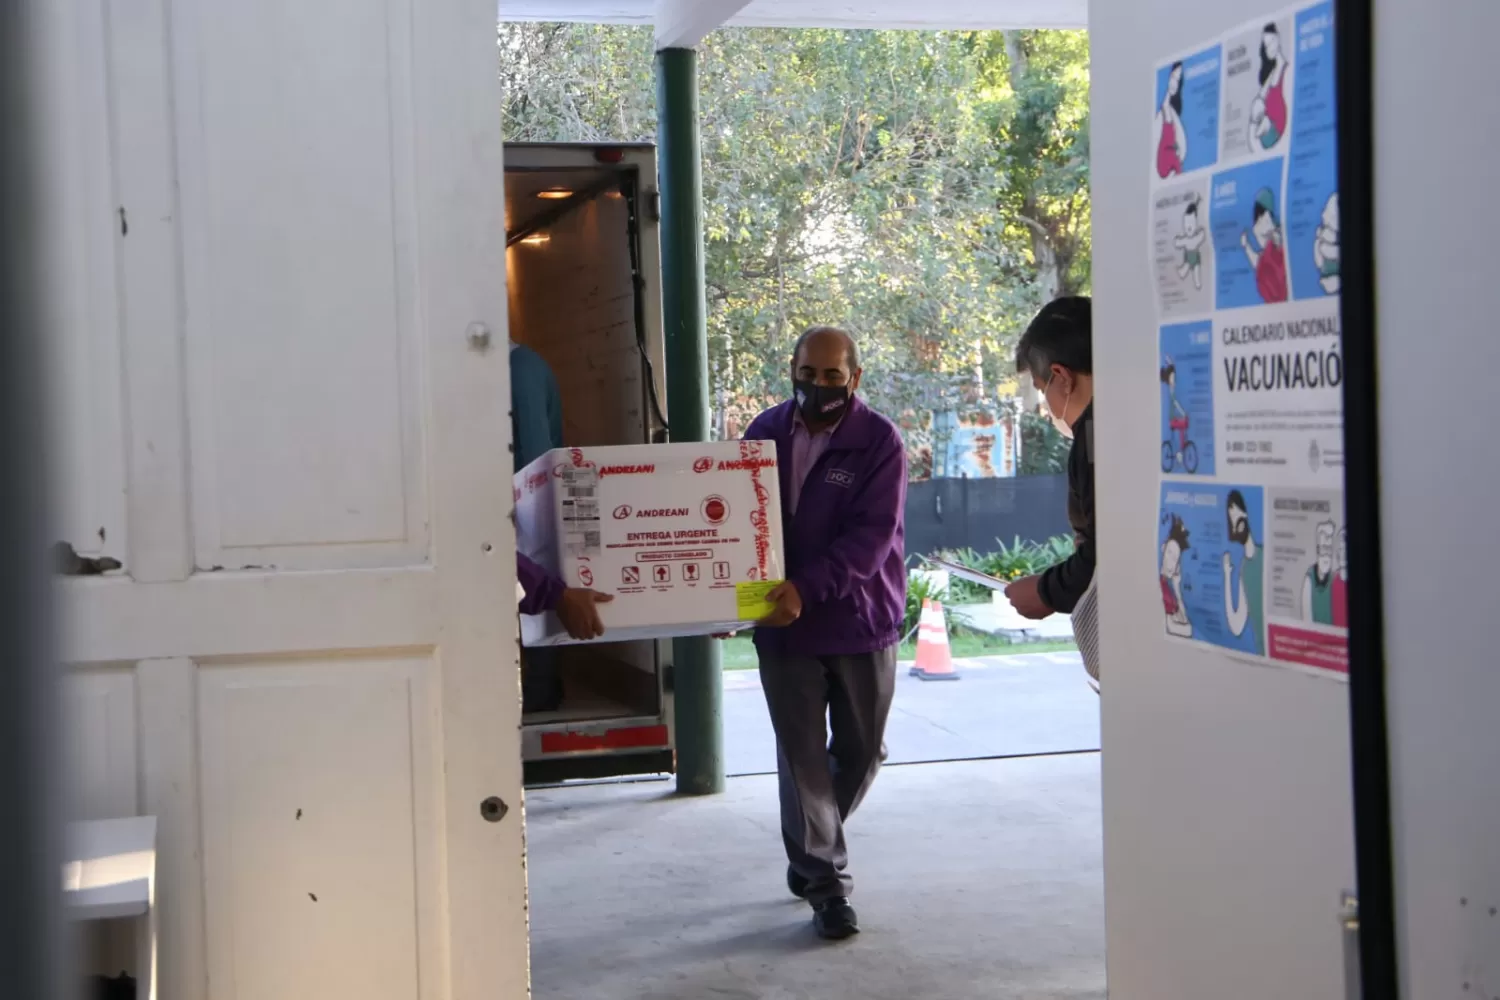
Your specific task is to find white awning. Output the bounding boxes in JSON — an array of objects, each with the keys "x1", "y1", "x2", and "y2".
[{"x1": 499, "y1": 0, "x2": 1088, "y2": 48}]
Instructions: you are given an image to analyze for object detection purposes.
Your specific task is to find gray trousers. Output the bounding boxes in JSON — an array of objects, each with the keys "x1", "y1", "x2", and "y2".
[{"x1": 758, "y1": 645, "x2": 898, "y2": 903}]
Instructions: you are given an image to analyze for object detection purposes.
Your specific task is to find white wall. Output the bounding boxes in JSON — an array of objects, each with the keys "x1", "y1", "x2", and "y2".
[
  {"x1": 1373, "y1": 0, "x2": 1500, "y2": 993},
  {"x1": 1089, "y1": 1, "x2": 1356, "y2": 996}
]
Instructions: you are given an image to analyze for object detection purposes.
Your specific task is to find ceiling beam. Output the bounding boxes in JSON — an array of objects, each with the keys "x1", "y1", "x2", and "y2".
[
  {"x1": 499, "y1": 1, "x2": 653, "y2": 24},
  {"x1": 731, "y1": 0, "x2": 1086, "y2": 31},
  {"x1": 653, "y1": 0, "x2": 754, "y2": 49},
  {"x1": 496, "y1": 0, "x2": 1087, "y2": 32}
]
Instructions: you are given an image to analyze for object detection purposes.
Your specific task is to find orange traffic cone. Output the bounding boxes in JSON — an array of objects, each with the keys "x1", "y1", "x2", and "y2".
[{"x1": 910, "y1": 599, "x2": 959, "y2": 681}]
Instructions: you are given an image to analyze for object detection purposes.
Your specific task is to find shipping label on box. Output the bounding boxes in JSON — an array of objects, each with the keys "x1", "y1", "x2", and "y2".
[{"x1": 515, "y1": 441, "x2": 786, "y2": 645}]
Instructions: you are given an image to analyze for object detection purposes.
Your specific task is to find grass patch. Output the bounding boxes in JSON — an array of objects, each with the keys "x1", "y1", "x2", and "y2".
[
  {"x1": 901, "y1": 630, "x2": 1078, "y2": 661},
  {"x1": 718, "y1": 631, "x2": 1076, "y2": 670},
  {"x1": 720, "y1": 635, "x2": 761, "y2": 670}
]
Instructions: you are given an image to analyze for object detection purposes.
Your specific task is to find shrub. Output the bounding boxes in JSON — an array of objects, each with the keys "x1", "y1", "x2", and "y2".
[
  {"x1": 929, "y1": 535, "x2": 1077, "y2": 603},
  {"x1": 904, "y1": 571, "x2": 950, "y2": 636}
]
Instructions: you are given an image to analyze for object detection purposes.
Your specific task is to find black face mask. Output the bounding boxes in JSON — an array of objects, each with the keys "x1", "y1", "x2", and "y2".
[
  {"x1": 794, "y1": 380, "x2": 850, "y2": 424},
  {"x1": 1228, "y1": 510, "x2": 1251, "y2": 546}
]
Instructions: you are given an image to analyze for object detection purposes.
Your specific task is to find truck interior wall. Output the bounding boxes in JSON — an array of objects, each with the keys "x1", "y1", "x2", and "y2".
[
  {"x1": 506, "y1": 170, "x2": 657, "y2": 718},
  {"x1": 507, "y1": 187, "x2": 646, "y2": 448},
  {"x1": 1089, "y1": 2, "x2": 1357, "y2": 997}
]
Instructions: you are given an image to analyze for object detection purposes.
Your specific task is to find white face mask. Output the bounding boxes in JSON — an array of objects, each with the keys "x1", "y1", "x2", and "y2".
[{"x1": 1045, "y1": 379, "x2": 1075, "y2": 440}]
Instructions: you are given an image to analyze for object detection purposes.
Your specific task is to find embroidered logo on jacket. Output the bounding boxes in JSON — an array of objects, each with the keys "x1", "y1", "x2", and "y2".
[{"x1": 825, "y1": 469, "x2": 855, "y2": 488}]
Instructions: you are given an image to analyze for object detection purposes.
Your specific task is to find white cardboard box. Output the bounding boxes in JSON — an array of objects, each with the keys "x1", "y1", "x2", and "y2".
[{"x1": 515, "y1": 441, "x2": 786, "y2": 646}]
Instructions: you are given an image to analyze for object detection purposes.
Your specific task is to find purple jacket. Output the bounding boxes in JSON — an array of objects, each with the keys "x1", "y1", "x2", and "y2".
[
  {"x1": 746, "y1": 396, "x2": 908, "y2": 656},
  {"x1": 517, "y1": 553, "x2": 565, "y2": 616}
]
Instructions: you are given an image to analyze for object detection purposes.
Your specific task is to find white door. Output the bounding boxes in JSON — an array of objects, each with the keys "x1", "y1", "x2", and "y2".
[
  {"x1": 39, "y1": 0, "x2": 528, "y2": 997},
  {"x1": 1089, "y1": 0, "x2": 1357, "y2": 997}
]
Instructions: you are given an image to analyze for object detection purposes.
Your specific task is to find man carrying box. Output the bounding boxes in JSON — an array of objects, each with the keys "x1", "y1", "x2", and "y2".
[
  {"x1": 511, "y1": 339, "x2": 567, "y2": 711},
  {"x1": 741, "y1": 325, "x2": 907, "y2": 941}
]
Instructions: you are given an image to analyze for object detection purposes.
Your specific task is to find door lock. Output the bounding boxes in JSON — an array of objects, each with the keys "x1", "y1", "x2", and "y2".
[
  {"x1": 467, "y1": 322, "x2": 492, "y2": 350},
  {"x1": 480, "y1": 796, "x2": 509, "y2": 822},
  {"x1": 1340, "y1": 892, "x2": 1361, "y2": 1000}
]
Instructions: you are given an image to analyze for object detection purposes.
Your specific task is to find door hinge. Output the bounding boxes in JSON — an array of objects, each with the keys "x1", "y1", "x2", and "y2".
[
  {"x1": 662, "y1": 664, "x2": 674, "y2": 693},
  {"x1": 646, "y1": 189, "x2": 661, "y2": 223},
  {"x1": 53, "y1": 541, "x2": 122, "y2": 577}
]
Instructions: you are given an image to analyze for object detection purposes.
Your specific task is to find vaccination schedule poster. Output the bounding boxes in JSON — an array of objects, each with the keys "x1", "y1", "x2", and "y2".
[{"x1": 1150, "y1": 0, "x2": 1347, "y2": 677}]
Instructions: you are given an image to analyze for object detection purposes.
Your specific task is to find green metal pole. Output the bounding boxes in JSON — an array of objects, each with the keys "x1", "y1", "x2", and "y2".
[{"x1": 656, "y1": 47, "x2": 724, "y2": 796}]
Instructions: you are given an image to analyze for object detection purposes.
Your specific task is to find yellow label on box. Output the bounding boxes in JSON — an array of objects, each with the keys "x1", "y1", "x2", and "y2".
[{"x1": 735, "y1": 580, "x2": 782, "y2": 620}]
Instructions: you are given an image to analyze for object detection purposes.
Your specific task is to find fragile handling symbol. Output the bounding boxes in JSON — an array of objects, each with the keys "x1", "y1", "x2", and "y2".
[
  {"x1": 621, "y1": 566, "x2": 640, "y2": 584},
  {"x1": 683, "y1": 563, "x2": 700, "y2": 582}
]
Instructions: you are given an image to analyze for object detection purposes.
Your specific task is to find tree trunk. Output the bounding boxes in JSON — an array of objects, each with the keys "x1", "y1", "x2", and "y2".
[{"x1": 1004, "y1": 31, "x2": 1062, "y2": 303}]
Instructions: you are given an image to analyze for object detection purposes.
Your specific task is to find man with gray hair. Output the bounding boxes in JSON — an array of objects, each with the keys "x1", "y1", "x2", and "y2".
[
  {"x1": 737, "y1": 325, "x2": 907, "y2": 941},
  {"x1": 1005, "y1": 296, "x2": 1100, "y2": 690},
  {"x1": 1303, "y1": 520, "x2": 1337, "y2": 625}
]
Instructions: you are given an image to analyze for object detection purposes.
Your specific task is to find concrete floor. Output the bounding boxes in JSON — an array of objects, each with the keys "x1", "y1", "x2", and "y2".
[
  {"x1": 724, "y1": 651, "x2": 1099, "y2": 775},
  {"x1": 527, "y1": 753, "x2": 1106, "y2": 1000}
]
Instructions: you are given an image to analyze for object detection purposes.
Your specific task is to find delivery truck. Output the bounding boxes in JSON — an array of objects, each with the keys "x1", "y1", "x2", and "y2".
[{"x1": 504, "y1": 142, "x2": 682, "y2": 785}]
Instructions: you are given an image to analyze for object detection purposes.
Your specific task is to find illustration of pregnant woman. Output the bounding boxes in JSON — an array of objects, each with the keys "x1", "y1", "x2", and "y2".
[
  {"x1": 1241, "y1": 188, "x2": 1289, "y2": 304},
  {"x1": 1248, "y1": 23, "x2": 1289, "y2": 152},
  {"x1": 1174, "y1": 198, "x2": 1208, "y2": 289},
  {"x1": 1314, "y1": 192, "x2": 1341, "y2": 294},
  {"x1": 1161, "y1": 514, "x2": 1194, "y2": 638},
  {"x1": 1156, "y1": 61, "x2": 1187, "y2": 178}
]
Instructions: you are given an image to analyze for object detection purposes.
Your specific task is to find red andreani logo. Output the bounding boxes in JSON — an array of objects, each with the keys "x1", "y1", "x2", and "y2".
[
  {"x1": 600, "y1": 464, "x2": 655, "y2": 476},
  {"x1": 613, "y1": 505, "x2": 633, "y2": 519},
  {"x1": 701, "y1": 495, "x2": 729, "y2": 525},
  {"x1": 717, "y1": 458, "x2": 775, "y2": 472},
  {"x1": 693, "y1": 457, "x2": 714, "y2": 474}
]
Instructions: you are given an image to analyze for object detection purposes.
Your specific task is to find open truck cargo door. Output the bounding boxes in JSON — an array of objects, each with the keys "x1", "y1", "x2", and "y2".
[{"x1": 504, "y1": 143, "x2": 679, "y2": 786}]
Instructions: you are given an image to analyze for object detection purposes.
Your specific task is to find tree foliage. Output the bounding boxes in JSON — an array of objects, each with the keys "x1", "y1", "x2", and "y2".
[
  {"x1": 498, "y1": 23, "x2": 1090, "y2": 461},
  {"x1": 1018, "y1": 411, "x2": 1071, "y2": 475}
]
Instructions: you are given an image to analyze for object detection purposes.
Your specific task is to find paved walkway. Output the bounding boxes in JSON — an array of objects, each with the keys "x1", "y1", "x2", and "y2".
[
  {"x1": 952, "y1": 601, "x2": 1078, "y2": 641},
  {"x1": 528, "y1": 753, "x2": 1106, "y2": 1000},
  {"x1": 724, "y1": 651, "x2": 1100, "y2": 776}
]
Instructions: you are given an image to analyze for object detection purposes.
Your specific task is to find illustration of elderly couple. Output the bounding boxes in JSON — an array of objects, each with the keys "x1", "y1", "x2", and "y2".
[
  {"x1": 1155, "y1": 23, "x2": 1288, "y2": 181},
  {"x1": 1303, "y1": 520, "x2": 1348, "y2": 627},
  {"x1": 1159, "y1": 491, "x2": 1263, "y2": 653}
]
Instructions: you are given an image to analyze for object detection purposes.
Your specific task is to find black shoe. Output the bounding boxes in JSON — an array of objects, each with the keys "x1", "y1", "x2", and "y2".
[
  {"x1": 786, "y1": 866, "x2": 809, "y2": 900},
  {"x1": 812, "y1": 897, "x2": 859, "y2": 940}
]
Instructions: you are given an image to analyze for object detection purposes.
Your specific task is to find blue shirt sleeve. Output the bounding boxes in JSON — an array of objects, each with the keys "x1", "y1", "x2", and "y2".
[{"x1": 510, "y1": 345, "x2": 564, "y2": 472}]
